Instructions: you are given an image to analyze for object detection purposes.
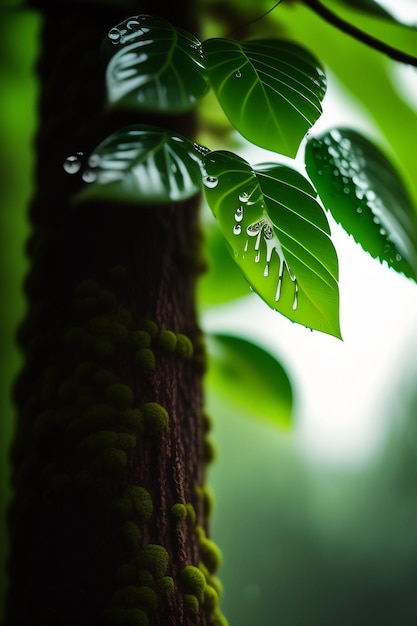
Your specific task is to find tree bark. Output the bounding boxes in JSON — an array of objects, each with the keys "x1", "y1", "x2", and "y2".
[{"x1": 6, "y1": 2, "x2": 225, "y2": 625}]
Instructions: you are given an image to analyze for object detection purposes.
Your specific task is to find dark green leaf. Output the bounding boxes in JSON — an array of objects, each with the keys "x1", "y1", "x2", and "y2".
[
  {"x1": 202, "y1": 150, "x2": 341, "y2": 338},
  {"x1": 206, "y1": 334, "x2": 293, "y2": 429},
  {"x1": 197, "y1": 224, "x2": 252, "y2": 308},
  {"x1": 201, "y1": 37, "x2": 326, "y2": 157},
  {"x1": 305, "y1": 128, "x2": 417, "y2": 280},
  {"x1": 102, "y1": 14, "x2": 209, "y2": 113},
  {"x1": 73, "y1": 125, "x2": 204, "y2": 205}
]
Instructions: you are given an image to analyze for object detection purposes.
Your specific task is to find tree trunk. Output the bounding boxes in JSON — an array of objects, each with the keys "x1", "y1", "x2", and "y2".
[{"x1": 6, "y1": 2, "x2": 225, "y2": 625}]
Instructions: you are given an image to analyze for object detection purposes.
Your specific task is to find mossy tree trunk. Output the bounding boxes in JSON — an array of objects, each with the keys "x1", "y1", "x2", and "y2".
[{"x1": 6, "y1": 2, "x2": 224, "y2": 625}]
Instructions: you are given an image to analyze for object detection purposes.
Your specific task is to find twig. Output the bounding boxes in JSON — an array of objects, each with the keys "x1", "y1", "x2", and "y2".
[{"x1": 303, "y1": 0, "x2": 417, "y2": 67}]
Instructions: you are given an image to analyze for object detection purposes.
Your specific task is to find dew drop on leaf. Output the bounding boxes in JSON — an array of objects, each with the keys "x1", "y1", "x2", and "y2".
[
  {"x1": 239, "y1": 192, "x2": 249, "y2": 203},
  {"x1": 235, "y1": 70, "x2": 242, "y2": 78},
  {"x1": 63, "y1": 154, "x2": 83, "y2": 174},
  {"x1": 233, "y1": 224, "x2": 242, "y2": 235},
  {"x1": 203, "y1": 175, "x2": 218, "y2": 188}
]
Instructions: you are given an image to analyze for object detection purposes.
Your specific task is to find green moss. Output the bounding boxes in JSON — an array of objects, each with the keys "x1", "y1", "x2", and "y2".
[
  {"x1": 131, "y1": 330, "x2": 151, "y2": 349},
  {"x1": 118, "y1": 433, "x2": 137, "y2": 451},
  {"x1": 204, "y1": 438, "x2": 216, "y2": 464},
  {"x1": 176, "y1": 333, "x2": 193, "y2": 358},
  {"x1": 170, "y1": 503, "x2": 187, "y2": 522},
  {"x1": 160, "y1": 576, "x2": 175, "y2": 596},
  {"x1": 200, "y1": 537, "x2": 222, "y2": 574},
  {"x1": 185, "y1": 503, "x2": 196, "y2": 526},
  {"x1": 183, "y1": 594, "x2": 199, "y2": 615},
  {"x1": 94, "y1": 369, "x2": 116, "y2": 387},
  {"x1": 75, "y1": 384, "x2": 96, "y2": 409},
  {"x1": 116, "y1": 563, "x2": 138, "y2": 585},
  {"x1": 120, "y1": 408, "x2": 144, "y2": 433},
  {"x1": 181, "y1": 565, "x2": 207, "y2": 601},
  {"x1": 74, "y1": 278, "x2": 100, "y2": 298},
  {"x1": 203, "y1": 584, "x2": 219, "y2": 609},
  {"x1": 78, "y1": 430, "x2": 119, "y2": 453},
  {"x1": 122, "y1": 521, "x2": 142, "y2": 551},
  {"x1": 139, "y1": 319, "x2": 159, "y2": 339},
  {"x1": 82, "y1": 403, "x2": 118, "y2": 430},
  {"x1": 73, "y1": 361, "x2": 97, "y2": 381},
  {"x1": 105, "y1": 384, "x2": 134, "y2": 410},
  {"x1": 65, "y1": 326, "x2": 91, "y2": 347},
  {"x1": 125, "y1": 485, "x2": 153, "y2": 521},
  {"x1": 111, "y1": 585, "x2": 157, "y2": 612},
  {"x1": 213, "y1": 611, "x2": 229, "y2": 626},
  {"x1": 137, "y1": 569, "x2": 154, "y2": 586},
  {"x1": 58, "y1": 378, "x2": 76, "y2": 401},
  {"x1": 95, "y1": 339, "x2": 115, "y2": 358},
  {"x1": 101, "y1": 448, "x2": 127, "y2": 472},
  {"x1": 208, "y1": 576, "x2": 224, "y2": 598},
  {"x1": 134, "y1": 349, "x2": 156, "y2": 374},
  {"x1": 135, "y1": 544, "x2": 169, "y2": 579},
  {"x1": 141, "y1": 402, "x2": 169, "y2": 436},
  {"x1": 157, "y1": 329, "x2": 177, "y2": 352},
  {"x1": 112, "y1": 497, "x2": 133, "y2": 520}
]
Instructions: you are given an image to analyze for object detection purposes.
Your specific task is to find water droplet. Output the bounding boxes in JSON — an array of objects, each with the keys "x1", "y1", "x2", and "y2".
[
  {"x1": 108, "y1": 28, "x2": 121, "y2": 42},
  {"x1": 235, "y1": 206, "x2": 244, "y2": 222},
  {"x1": 63, "y1": 153, "x2": 83, "y2": 174},
  {"x1": 82, "y1": 170, "x2": 97, "y2": 183},
  {"x1": 317, "y1": 169, "x2": 323, "y2": 176},
  {"x1": 255, "y1": 250, "x2": 260, "y2": 263},
  {"x1": 366, "y1": 190, "x2": 376, "y2": 201},
  {"x1": 233, "y1": 224, "x2": 241, "y2": 235},
  {"x1": 239, "y1": 192, "x2": 249, "y2": 203},
  {"x1": 203, "y1": 176, "x2": 218, "y2": 189},
  {"x1": 333, "y1": 168, "x2": 339, "y2": 176},
  {"x1": 263, "y1": 264, "x2": 269, "y2": 277},
  {"x1": 244, "y1": 240, "x2": 248, "y2": 253},
  {"x1": 343, "y1": 187, "x2": 350, "y2": 194},
  {"x1": 396, "y1": 253, "x2": 402, "y2": 262},
  {"x1": 356, "y1": 206, "x2": 363, "y2": 214},
  {"x1": 235, "y1": 70, "x2": 242, "y2": 78}
]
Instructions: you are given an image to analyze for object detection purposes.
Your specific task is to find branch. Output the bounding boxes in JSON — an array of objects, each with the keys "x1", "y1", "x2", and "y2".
[{"x1": 302, "y1": 0, "x2": 417, "y2": 67}]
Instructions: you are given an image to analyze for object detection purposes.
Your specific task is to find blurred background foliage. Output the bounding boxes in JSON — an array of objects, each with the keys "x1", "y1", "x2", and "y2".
[{"x1": 1, "y1": 0, "x2": 417, "y2": 623}]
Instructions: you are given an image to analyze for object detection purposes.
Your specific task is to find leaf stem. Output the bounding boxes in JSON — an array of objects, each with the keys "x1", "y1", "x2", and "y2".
[{"x1": 302, "y1": 0, "x2": 417, "y2": 67}]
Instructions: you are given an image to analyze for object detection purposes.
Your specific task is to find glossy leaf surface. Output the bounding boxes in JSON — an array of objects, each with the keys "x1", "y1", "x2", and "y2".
[
  {"x1": 74, "y1": 125, "x2": 203, "y2": 205},
  {"x1": 202, "y1": 37, "x2": 326, "y2": 157},
  {"x1": 206, "y1": 334, "x2": 293, "y2": 429},
  {"x1": 305, "y1": 128, "x2": 417, "y2": 280},
  {"x1": 203, "y1": 150, "x2": 341, "y2": 338},
  {"x1": 102, "y1": 14, "x2": 208, "y2": 113}
]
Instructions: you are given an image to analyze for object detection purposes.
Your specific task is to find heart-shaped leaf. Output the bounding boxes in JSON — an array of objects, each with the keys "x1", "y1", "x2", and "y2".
[
  {"x1": 206, "y1": 333, "x2": 293, "y2": 429},
  {"x1": 102, "y1": 14, "x2": 209, "y2": 113},
  {"x1": 202, "y1": 151, "x2": 341, "y2": 338},
  {"x1": 201, "y1": 38, "x2": 326, "y2": 157},
  {"x1": 73, "y1": 125, "x2": 204, "y2": 205},
  {"x1": 305, "y1": 128, "x2": 417, "y2": 280}
]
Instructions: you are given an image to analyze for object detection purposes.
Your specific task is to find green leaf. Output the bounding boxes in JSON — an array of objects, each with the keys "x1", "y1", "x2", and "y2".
[
  {"x1": 206, "y1": 334, "x2": 293, "y2": 429},
  {"x1": 305, "y1": 128, "x2": 417, "y2": 280},
  {"x1": 202, "y1": 150, "x2": 341, "y2": 338},
  {"x1": 73, "y1": 125, "x2": 204, "y2": 206},
  {"x1": 197, "y1": 224, "x2": 252, "y2": 308},
  {"x1": 201, "y1": 37, "x2": 326, "y2": 157},
  {"x1": 102, "y1": 14, "x2": 209, "y2": 113}
]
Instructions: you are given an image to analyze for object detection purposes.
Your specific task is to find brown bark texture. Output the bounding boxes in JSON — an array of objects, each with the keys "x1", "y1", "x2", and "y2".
[{"x1": 6, "y1": 2, "x2": 225, "y2": 625}]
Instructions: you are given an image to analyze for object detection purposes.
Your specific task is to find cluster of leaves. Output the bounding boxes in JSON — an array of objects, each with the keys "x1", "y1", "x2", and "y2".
[{"x1": 72, "y1": 12, "x2": 417, "y2": 343}]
